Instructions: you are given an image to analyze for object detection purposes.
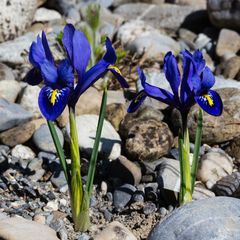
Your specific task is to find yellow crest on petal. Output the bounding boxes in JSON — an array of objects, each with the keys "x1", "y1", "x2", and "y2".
[
  {"x1": 50, "y1": 89, "x2": 58, "y2": 105},
  {"x1": 108, "y1": 65, "x2": 122, "y2": 75},
  {"x1": 202, "y1": 94, "x2": 214, "y2": 106}
]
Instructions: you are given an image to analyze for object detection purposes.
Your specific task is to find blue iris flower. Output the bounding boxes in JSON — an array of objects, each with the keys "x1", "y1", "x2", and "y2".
[
  {"x1": 128, "y1": 50, "x2": 223, "y2": 117},
  {"x1": 26, "y1": 24, "x2": 129, "y2": 120}
]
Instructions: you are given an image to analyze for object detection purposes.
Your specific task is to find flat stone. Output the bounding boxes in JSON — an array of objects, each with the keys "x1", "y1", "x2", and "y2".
[
  {"x1": 0, "y1": 63, "x2": 15, "y2": 81},
  {"x1": 33, "y1": 7, "x2": 62, "y2": 22},
  {"x1": 216, "y1": 29, "x2": 240, "y2": 60},
  {"x1": 65, "y1": 114, "x2": 121, "y2": 160},
  {"x1": 20, "y1": 85, "x2": 41, "y2": 118},
  {"x1": 0, "y1": 216, "x2": 59, "y2": 240},
  {"x1": 94, "y1": 221, "x2": 137, "y2": 240},
  {"x1": 0, "y1": 0, "x2": 38, "y2": 42},
  {"x1": 0, "y1": 32, "x2": 36, "y2": 64},
  {"x1": 0, "y1": 121, "x2": 35, "y2": 146},
  {"x1": 0, "y1": 99, "x2": 33, "y2": 132},
  {"x1": 148, "y1": 197, "x2": 240, "y2": 240},
  {"x1": 108, "y1": 155, "x2": 142, "y2": 185},
  {"x1": 33, "y1": 123, "x2": 64, "y2": 153},
  {"x1": 197, "y1": 148, "x2": 233, "y2": 189},
  {"x1": 0, "y1": 80, "x2": 21, "y2": 102}
]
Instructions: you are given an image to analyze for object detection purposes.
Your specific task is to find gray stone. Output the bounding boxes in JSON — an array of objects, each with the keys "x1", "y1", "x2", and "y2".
[
  {"x1": 33, "y1": 7, "x2": 62, "y2": 22},
  {"x1": 213, "y1": 76, "x2": 240, "y2": 89},
  {"x1": 0, "y1": 0, "x2": 38, "y2": 42},
  {"x1": 0, "y1": 32, "x2": 36, "y2": 64},
  {"x1": 27, "y1": 158, "x2": 45, "y2": 182},
  {"x1": 148, "y1": 197, "x2": 240, "y2": 240},
  {"x1": 65, "y1": 114, "x2": 121, "y2": 160},
  {"x1": 11, "y1": 144, "x2": 36, "y2": 161},
  {"x1": 0, "y1": 63, "x2": 15, "y2": 81},
  {"x1": 207, "y1": 0, "x2": 240, "y2": 31},
  {"x1": 0, "y1": 216, "x2": 59, "y2": 240},
  {"x1": 0, "y1": 99, "x2": 33, "y2": 131},
  {"x1": 33, "y1": 124, "x2": 64, "y2": 153},
  {"x1": 0, "y1": 80, "x2": 21, "y2": 103},
  {"x1": 192, "y1": 184, "x2": 215, "y2": 200}
]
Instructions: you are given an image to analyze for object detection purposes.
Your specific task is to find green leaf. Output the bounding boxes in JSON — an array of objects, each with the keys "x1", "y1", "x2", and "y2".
[
  {"x1": 47, "y1": 120, "x2": 70, "y2": 186},
  {"x1": 86, "y1": 86, "x2": 107, "y2": 196},
  {"x1": 86, "y1": 3, "x2": 101, "y2": 32},
  {"x1": 191, "y1": 109, "x2": 203, "y2": 193}
]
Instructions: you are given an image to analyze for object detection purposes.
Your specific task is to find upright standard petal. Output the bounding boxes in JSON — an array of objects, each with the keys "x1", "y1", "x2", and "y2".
[
  {"x1": 72, "y1": 29, "x2": 91, "y2": 77},
  {"x1": 29, "y1": 35, "x2": 45, "y2": 67},
  {"x1": 25, "y1": 68, "x2": 43, "y2": 86},
  {"x1": 40, "y1": 60, "x2": 58, "y2": 85},
  {"x1": 200, "y1": 66, "x2": 215, "y2": 93},
  {"x1": 103, "y1": 37, "x2": 117, "y2": 65},
  {"x1": 41, "y1": 32, "x2": 54, "y2": 63},
  {"x1": 57, "y1": 59, "x2": 74, "y2": 88},
  {"x1": 127, "y1": 90, "x2": 147, "y2": 113},
  {"x1": 193, "y1": 50, "x2": 205, "y2": 75},
  {"x1": 62, "y1": 24, "x2": 75, "y2": 62},
  {"x1": 163, "y1": 52, "x2": 180, "y2": 97},
  {"x1": 38, "y1": 86, "x2": 70, "y2": 120},
  {"x1": 195, "y1": 90, "x2": 223, "y2": 116}
]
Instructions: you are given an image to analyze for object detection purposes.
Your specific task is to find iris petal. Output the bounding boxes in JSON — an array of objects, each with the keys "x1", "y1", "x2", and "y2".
[
  {"x1": 195, "y1": 90, "x2": 223, "y2": 116},
  {"x1": 127, "y1": 90, "x2": 147, "y2": 113},
  {"x1": 41, "y1": 32, "x2": 54, "y2": 63},
  {"x1": 109, "y1": 66, "x2": 129, "y2": 88},
  {"x1": 38, "y1": 86, "x2": 70, "y2": 120},
  {"x1": 73, "y1": 30, "x2": 91, "y2": 77},
  {"x1": 57, "y1": 59, "x2": 74, "y2": 88},
  {"x1": 29, "y1": 36, "x2": 45, "y2": 67},
  {"x1": 25, "y1": 68, "x2": 43, "y2": 86},
  {"x1": 40, "y1": 60, "x2": 58, "y2": 85},
  {"x1": 193, "y1": 50, "x2": 205, "y2": 75},
  {"x1": 62, "y1": 24, "x2": 75, "y2": 62},
  {"x1": 163, "y1": 52, "x2": 180, "y2": 97},
  {"x1": 200, "y1": 66, "x2": 215, "y2": 92},
  {"x1": 103, "y1": 37, "x2": 117, "y2": 64}
]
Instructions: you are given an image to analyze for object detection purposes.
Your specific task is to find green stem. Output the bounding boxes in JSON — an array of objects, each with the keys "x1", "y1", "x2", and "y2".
[
  {"x1": 47, "y1": 120, "x2": 70, "y2": 186},
  {"x1": 191, "y1": 109, "x2": 203, "y2": 193}
]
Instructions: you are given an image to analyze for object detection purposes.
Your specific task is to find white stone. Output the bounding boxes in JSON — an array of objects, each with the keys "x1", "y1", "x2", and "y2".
[
  {"x1": 65, "y1": 114, "x2": 121, "y2": 160},
  {"x1": 0, "y1": 80, "x2": 21, "y2": 102},
  {"x1": 213, "y1": 76, "x2": 240, "y2": 89},
  {"x1": 20, "y1": 85, "x2": 41, "y2": 118},
  {"x1": 44, "y1": 200, "x2": 59, "y2": 212},
  {"x1": 34, "y1": 7, "x2": 62, "y2": 22},
  {"x1": 11, "y1": 144, "x2": 35, "y2": 160}
]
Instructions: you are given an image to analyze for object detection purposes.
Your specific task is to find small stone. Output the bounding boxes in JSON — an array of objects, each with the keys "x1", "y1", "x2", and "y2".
[
  {"x1": 44, "y1": 200, "x2": 59, "y2": 212},
  {"x1": 103, "y1": 209, "x2": 113, "y2": 222},
  {"x1": 78, "y1": 233, "x2": 90, "y2": 240},
  {"x1": 108, "y1": 155, "x2": 142, "y2": 185},
  {"x1": 0, "y1": 63, "x2": 15, "y2": 81},
  {"x1": 0, "y1": 99, "x2": 33, "y2": 131},
  {"x1": 192, "y1": 184, "x2": 215, "y2": 200},
  {"x1": 143, "y1": 202, "x2": 156, "y2": 215},
  {"x1": 94, "y1": 221, "x2": 137, "y2": 240},
  {"x1": 33, "y1": 214, "x2": 46, "y2": 225},
  {"x1": 113, "y1": 184, "x2": 136, "y2": 210},
  {"x1": 34, "y1": 7, "x2": 62, "y2": 22},
  {"x1": 11, "y1": 144, "x2": 35, "y2": 161},
  {"x1": 159, "y1": 207, "x2": 168, "y2": 217},
  {"x1": 216, "y1": 29, "x2": 240, "y2": 60},
  {"x1": 27, "y1": 158, "x2": 45, "y2": 181},
  {"x1": 65, "y1": 114, "x2": 121, "y2": 160},
  {"x1": 197, "y1": 148, "x2": 233, "y2": 189},
  {"x1": 0, "y1": 217, "x2": 59, "y2": 240},
  {"x1": 20, "y1": 85, "x2": 41, "y2": 118},
  {"x1": 33, "y1": 124, "x2": 64, "y2": 153},
  {"x1": 222, "y1": 56, "x2": 240, "y2": 80},
  {"x1": 0, "y1": 80, "x2": 21, "y2": 103},
  {"x1": 51, "y1": 168, "x2": 67, "y2": 189}
]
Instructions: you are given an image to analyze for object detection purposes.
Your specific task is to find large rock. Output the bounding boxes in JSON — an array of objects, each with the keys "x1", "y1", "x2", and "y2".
[
  {"x1": 207, "y1": 0, "x2": 240, "y2": 31},
  {"x1": 0, "y1": 0, "x2": 38, "y2": 42},
  {"x1": 65, "y1": 114, "x2": 121, "y2": 160},
  {"x1": 148, "y1": 197, "x2": 240, "y2": 240},
  {"x1": 0, "y1": 80, "x2": 21, "y2": 102},
  {"x1": 0, "y1": 99, "x2": 33, "y2": 132},
  {"x1": 0, "y1": 216, "x2": 59, "y2": 240},
  {"x1": 114, "y1": 3, "x2": 206, "y2": 31}
]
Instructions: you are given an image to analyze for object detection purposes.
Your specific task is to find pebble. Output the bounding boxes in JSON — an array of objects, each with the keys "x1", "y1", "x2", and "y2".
[
  {"x1": 44, "y1": 200, "x2": 59, "y2": 212},
  {"x1": 113, "y1": 183, "x2": 136, "y2": 210},
  {"x1": 0, "y1": 216, "x2": 59, "y2": 240},
  {"x1": 0, "y1": 80, "x2": 21, "y2": 103},
  {"x1": 11, "y1": 144, "x2": 35, "y2": 161},
  {"x1": 197, "y1": 148, "x2": 233, "y2": 189},
  {"x1": 33, "y1": 123, "x2": 64, "y2": 153},
  {"x1": 148, "y1": 197, "x2": 240, "y2": 240},
  {"x1": 33, "y1": 7, "x2": 62, "y2": 22},
  {"x1": 108, "y1": 155, "x2": 142, "y2": 185},
  {"x1": 65, "y1": 114, "x2": 122, "y2": 160},
  {"x1": 33, "y1": 214, "x2": 46, "y2": 225},
  {"x1": 94, "y1": 221, "x2": 137, "y2": 240},
  {"x1": 143, "y1": 202, "x2": 156, "y2": 215},
  {"x1": 0, "y1": 99, "x2": 33, "y2": 131},
  {"x1": 0, "y1": 63, "x2": 15, "y2": 81},
  {"x1": 192, "y1": 184, "x2": 215, "y2": 200}
]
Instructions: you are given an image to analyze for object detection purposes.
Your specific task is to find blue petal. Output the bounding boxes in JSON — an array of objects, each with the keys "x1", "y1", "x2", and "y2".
[
  {"x1": 195, "y1": 90, "x2": 223, "y2": 116},
  {"x1": 40, "y1": 60, "x2": 58, "y2": 85},
  {"x1": 73, "y1": 29, "x2": 91, "y2": 77},
  {"x1": 25, "y1": 68, "x2": 43, "y2": 86},
  {"x1": 109, "y1": 66, "x2": 129, "y2": 88},
  {"x1": 71, "y1": 59, "x2": 108, "y2": 105},
  {"x1": 139, "y1": 68, "x2": 175, "y2": 106},
  {"x1": 41, "y1": 32, "x2": 54, "y2": 63},
  {"x1": 163, "y1": 52, "x2": 180, "y2": 97},
  {"x1": 29, "y1": 35, "x2": 45, "y2": 67},
  {"x1": 127, "y1": 91, "x2": 147, "y2": 113},
  {"x1": 38, "y1": 86, "x2": 70, "y2": 120},
  {"x1": 62, "y1": 24, "x2": 75, "y2": 62},
  {"x1": 200, "y1": 66, "x2": 215, "y2": 93},
  {"x1": 193, "y1": 50, "x2": 205, "y2": 75},
  {"x1": 103, "y1": 37, "x2": 117, "y2": 64},
  {"x1": 57, "y1": 59, "x2": 74, "y2": 88}
]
